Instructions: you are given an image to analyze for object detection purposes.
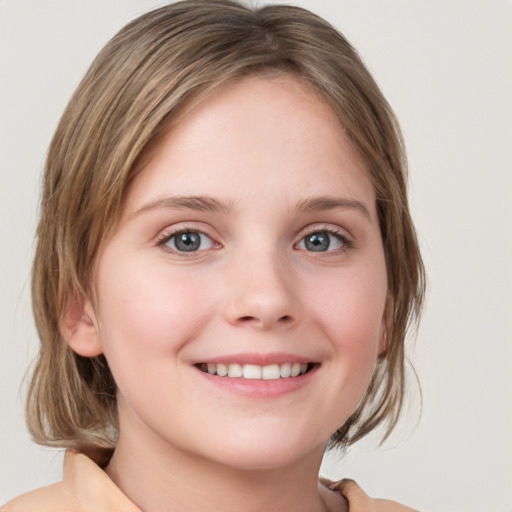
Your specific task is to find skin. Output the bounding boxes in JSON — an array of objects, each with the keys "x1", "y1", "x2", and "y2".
[
  {"x1": 336, "y1": 480, "x2": 419, "y2": 512},
  {"x1": 65, "y1": 75, "x2": 389, "y2": 512}
]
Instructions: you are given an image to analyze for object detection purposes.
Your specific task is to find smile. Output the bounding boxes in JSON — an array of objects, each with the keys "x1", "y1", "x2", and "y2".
[{"x1": 197, "y1": 362, "x2": 314, "y2": 380}]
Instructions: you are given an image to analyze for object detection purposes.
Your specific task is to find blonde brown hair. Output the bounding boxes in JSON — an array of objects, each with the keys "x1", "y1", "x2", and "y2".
[{"x1": 27, "y1": 0, "x2": 425, "y2": 455}]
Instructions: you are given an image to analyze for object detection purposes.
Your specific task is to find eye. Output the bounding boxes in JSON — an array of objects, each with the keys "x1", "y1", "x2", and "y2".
[
  {"x1": 162, "y1": 230, "x2": 215, "y2": 252},
  {"x1": 297, "y1": 230, "x2": 347, "y2": 252}
]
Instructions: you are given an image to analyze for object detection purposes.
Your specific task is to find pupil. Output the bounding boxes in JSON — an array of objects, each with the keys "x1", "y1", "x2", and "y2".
[
  {"x1": 176, "y1": 232, "x2": 200, "y2": 251},
  {"x1": 305, "y1": 232, "x2": 329, "y2": 252}
]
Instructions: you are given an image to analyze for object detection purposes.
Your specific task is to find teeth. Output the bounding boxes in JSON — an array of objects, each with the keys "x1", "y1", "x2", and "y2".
[
  {"x1": 242, "y1": 364, "x2": 262, "y2": 379},
  {"x1": 217, "y1": 363, "x2": 228, "y2": 377},
  {"x1": 200, "y1": 362, "x2": 311, "y2": 379},
  {"x1": 291, "y1": 363, "x2": 301, "y2": 377},
  {"x1": 280, "y1": 362, "x2": 291, "y2": 378},
  {"x1": 262, "y1": 364, "x2": 280, "y2": 380},
  {"x1": 227, "y1": 363, "x2": 242, "y2": 378}
]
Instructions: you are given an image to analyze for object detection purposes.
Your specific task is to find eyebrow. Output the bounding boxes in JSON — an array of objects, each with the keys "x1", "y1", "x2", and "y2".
[
  {"x1": 294, "y1": 196, "x2": 372, "y2": 221},
  {"x1": 131, "y1": 195, "x2": 233, "y2": 218},
  {"x1": 131, "y1": 194, "x2": 371, "y2": 221}
]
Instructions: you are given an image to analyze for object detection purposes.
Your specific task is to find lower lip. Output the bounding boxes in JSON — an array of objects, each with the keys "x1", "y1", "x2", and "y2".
[{"x1": 195, "y1": 365, "x2": 319, "y2": 398}]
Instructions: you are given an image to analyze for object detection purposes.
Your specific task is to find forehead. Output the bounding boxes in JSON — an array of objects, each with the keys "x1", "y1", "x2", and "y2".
[{"x1": 123, "y1": 74, "x2": 376, "y2": 218}]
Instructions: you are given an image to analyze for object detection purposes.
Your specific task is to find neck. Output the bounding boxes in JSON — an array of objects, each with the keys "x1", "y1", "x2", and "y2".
[{"x1": 105, "y1": 417, "x2": 334, "y2": 512}]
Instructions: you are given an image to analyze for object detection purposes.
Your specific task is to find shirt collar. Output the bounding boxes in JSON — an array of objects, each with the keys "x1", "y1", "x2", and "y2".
[{"x1": 63, "y1": 451, "x2": 141, "y2": 512}]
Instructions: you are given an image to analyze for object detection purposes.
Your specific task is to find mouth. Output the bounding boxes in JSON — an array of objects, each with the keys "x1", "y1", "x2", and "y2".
[{"x1": 195, "y1": 362, "x2": 317, "y2": 380}]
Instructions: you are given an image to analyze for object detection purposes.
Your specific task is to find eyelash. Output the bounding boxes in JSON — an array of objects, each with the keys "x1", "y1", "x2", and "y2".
[
  {"x1": 157, "y1": 228, "x2": 217, "y2": 255},
  {"x1": 156, "y1": 225, "x2": 354, "y2": 255},
  {"x1": 296, "y1": 226, "x2": 354, "y2": 254}
]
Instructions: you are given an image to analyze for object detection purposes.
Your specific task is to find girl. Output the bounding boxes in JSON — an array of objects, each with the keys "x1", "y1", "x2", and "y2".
[{"x1": 4, "y1": 1, "x2": 424, "y2": 510}]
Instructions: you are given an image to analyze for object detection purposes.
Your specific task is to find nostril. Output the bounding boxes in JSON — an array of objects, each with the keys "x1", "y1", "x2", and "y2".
[{"x1": 237, "y1": 314, "x2": 292, "y2": 325}]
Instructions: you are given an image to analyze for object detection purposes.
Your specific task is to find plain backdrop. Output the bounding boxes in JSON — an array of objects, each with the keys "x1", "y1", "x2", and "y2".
[{"x1": 1, "y1": 1, "x2": 511, "y2": 510}]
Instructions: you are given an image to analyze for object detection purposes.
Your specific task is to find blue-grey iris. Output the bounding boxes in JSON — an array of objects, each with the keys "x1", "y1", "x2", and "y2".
[{"x1": 304, "y1": 232, "x2": 330, "y2": 252}]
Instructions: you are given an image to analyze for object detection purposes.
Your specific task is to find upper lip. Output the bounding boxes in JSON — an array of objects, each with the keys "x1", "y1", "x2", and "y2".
[{"x1": 192, "y1": 352, "x2": 317, "y2": 366}]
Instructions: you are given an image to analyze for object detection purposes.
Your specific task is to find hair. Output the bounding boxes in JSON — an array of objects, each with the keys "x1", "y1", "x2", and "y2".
[{"x1": 27, "y1": 0, "x2": 425, "y2": 457}]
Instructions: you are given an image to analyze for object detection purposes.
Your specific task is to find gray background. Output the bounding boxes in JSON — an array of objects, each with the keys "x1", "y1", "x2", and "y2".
[{"x1": 1, "y1": 1, "x2": 511, "y2": 510}]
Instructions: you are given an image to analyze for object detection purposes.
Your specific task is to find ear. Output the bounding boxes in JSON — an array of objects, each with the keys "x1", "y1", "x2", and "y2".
[{"x1": 60, "y1": 298, "x2": 103, "y2": 357}]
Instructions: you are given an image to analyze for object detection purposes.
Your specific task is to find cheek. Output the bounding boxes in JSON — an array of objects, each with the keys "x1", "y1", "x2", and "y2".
[
  {"x1": 308, "y1": 262, "x2": 387, "y2": 403},
  {"x1": 94, "y1": 257, "x2": 216, "y2": 368},
  {"x1": 315, "y1": 265, "x2": 386, "y2": 344}
]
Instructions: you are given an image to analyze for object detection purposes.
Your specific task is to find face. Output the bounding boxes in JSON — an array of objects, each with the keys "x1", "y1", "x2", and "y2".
[{"x1": 75, "y1": 75, "x2": 388, "y2": 470}]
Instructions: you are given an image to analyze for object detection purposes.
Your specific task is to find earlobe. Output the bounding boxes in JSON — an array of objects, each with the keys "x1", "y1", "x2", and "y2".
[{"x1": 60, "y1": 298, "x2": 103, "y2": 357}]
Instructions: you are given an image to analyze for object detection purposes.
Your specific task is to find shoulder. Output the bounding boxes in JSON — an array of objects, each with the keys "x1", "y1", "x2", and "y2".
[
  {"x1": 2, "y1": 451, "x2": 140, "y2": 512},
  {"x1": 2, "y1": 482, "x2": 78, "y2": 512},
  {"x1": 322, "y1": 478, "x2": 421, "y2": 512}
]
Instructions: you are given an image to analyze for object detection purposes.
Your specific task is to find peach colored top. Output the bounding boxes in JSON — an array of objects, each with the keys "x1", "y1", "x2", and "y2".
[
  {"x1": 3, "y1": 452, "x2": 417, "y2": 511},
  {"x1": 2, "y1": 451, "x2": 141, "y2": 512},
  {"x1": 3, "y1": 452, "x2": 349, "y2": 512}
]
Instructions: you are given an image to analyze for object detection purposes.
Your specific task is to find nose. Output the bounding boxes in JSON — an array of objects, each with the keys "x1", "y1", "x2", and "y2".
[{"x1": 222, "y1": 249, "x2": 300, "y2": 330}]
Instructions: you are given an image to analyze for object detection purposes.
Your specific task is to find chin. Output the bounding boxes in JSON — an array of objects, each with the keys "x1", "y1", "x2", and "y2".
[
  {"x1": 213, "y1": 450, "x2": 310, "y2": 472},
  {"x1": 199, "y1": 428, "x2": 324, "y2": 472}
]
